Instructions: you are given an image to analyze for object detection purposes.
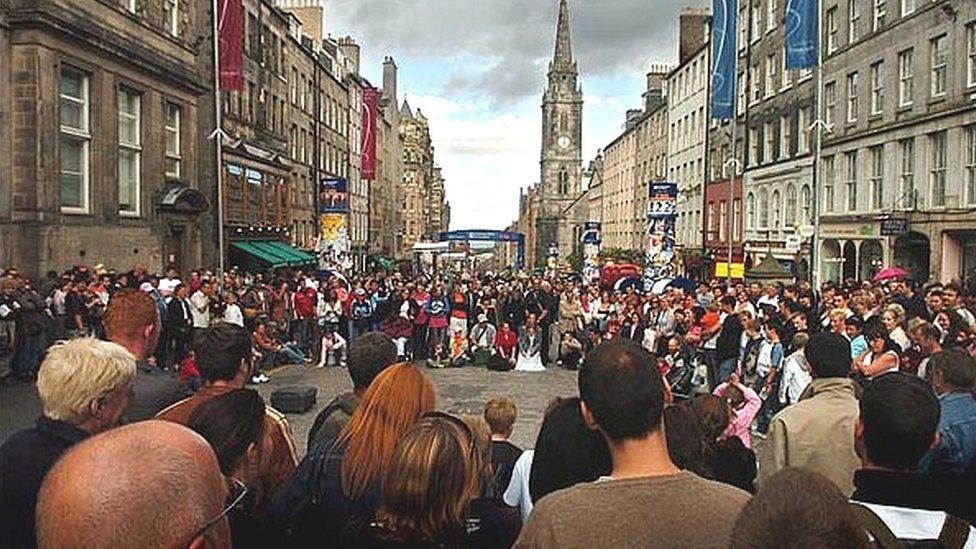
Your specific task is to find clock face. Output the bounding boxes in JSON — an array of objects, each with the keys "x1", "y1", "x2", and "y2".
[{"x1": 557, "y1": 135, "x2": 571, "y2": 149}]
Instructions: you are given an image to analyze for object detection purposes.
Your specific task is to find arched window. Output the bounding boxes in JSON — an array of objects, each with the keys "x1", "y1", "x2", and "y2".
[
  {"x1": 746, "y1": 193, "x2": 756, "y2": 229},
  {"x1": 560, "y1": 114, "x2": 568, "y2": 132},
  {"x1": 771, "y1": 190, "x2": 782, "y2": 228},
  {"x1": 785, "y1": 183, "x2": 797, "y2": 226},
  {"x1": 800, "y1": 185, "x2": 812, "y2": 224},
  {"x1": 558, "y1": 169, "x2": 569, "y2": 195},
  {"x1": 758, "y1": 188, "x2": 770, "y2": 228}
]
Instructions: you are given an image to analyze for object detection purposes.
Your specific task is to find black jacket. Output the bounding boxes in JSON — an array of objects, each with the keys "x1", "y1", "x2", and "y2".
[
  {"x1": 165, "y1": 297, "x2": 192, "y2": 337},
  {"x1": 852, "y1": 468, "x2": 976, "y2": 524},
  {"x1": 715, "y1": 313, "x2": 744, "y2": 361},
  {"x1": 0, "y1": 417, "x2": 89, "y2": 549}
]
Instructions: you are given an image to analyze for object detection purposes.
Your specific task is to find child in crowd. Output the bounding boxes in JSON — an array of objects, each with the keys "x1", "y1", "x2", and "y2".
[
  {"x1": 845, "y1": 316, "x2": 867, "y2": 358},
  {"x1": 484, "y1": 398, "x2": 522, "y2": 501},
  {"x1": 178, "y1": 349, "x2": 201, "y2": 393}
]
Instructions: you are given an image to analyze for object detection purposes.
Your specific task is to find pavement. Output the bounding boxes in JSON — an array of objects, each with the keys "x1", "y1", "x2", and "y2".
[{"x1": 1, "y1": 364, "x2": 580, "y2": 457}]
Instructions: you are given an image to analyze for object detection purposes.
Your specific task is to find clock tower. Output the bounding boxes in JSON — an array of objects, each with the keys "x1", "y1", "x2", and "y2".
[{"x1": 537, "y1": 0, "x2": 582, "y2": 266}]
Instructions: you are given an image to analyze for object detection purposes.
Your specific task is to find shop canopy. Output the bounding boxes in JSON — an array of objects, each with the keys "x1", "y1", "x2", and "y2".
[{"x1": 231, "y1": 241, "x2": 316, "y2": 268}]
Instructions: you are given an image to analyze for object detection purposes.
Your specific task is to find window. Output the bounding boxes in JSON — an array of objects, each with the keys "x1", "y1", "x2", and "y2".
[
  {"x1": 898, "y1": 49, "x2": 914, "y2": 106},
  {"x1": 751, "y1": 1, "x2": 762, "y2": 43},
  {"x1": 738, "y1": 7, "x2": 748, "y2": 51},
  {"x1": 781, "y1": 114, "x2": 792, "y2": 158},
  {"x1": 901, "y1": 0, "x2": 914, "y2": 17},
  {"x1": 870, "y1": 145, "x2": 884, "y2": 209},
  {"x1": 900, "y1": 138, "x2": 915, "y2": 207},
  {"x1": 848, "y1": 0, "x2": 861, "y2": 44},
  {"x1": 824, "y1": 156, "x2": 836, "y2": 212},
  {"x1": 847, "y1": 72, "x2": 859, "y2": 123},
  {"x1": 766, "y1": 54, "x2": 778, "y2": 98},
  {"x1": 750, "y1": 127, "x2": 760, "y2": 166},
  {"x1": 785, "y1": 183, "x2": 797, "y2": 225},
  {"x1": 781, "y1": 54, "x2": 792, "y2": 91},
  {"x1": 59, "y1": 67, "x2": 89, "y2": 212},
  {"x1": 825, "y1": 82, "x2": 837, "y2": 127},
  {"x1": 930, "y1": 35, "x2": 947, "y2": 97},
  {"x1": 845, "y1": 151, "x2": 858, "y2": 212},
  {"x1": 118, "y1": 87, "x2": 141, "y2": 215},
  {"x1": 771, "y1": 190, "x2": 782, "y2": 227},
  {"x1": 798, "y1": 106, "x2": 811, "y2": 153},
  {"x1": 967, "y1": 127, "x2": 976, "y2": 204},
  {"x1": 800, "y1": 185, "x2": 812, "y2": 223},
  {"x1": 930, "y1": 131, "x2": 946, "y2": 207},
  {"x1": 759, "y1": 188, "x2": 770, "y2": 227},
  {"x1": 764, "y1": 121, "x2": 776, "y2": 162},
  {"x1": 737, "y1": 70, "x2": 746, "y2": 115},
  {"x1": 163, "y1": 0, "x2": 179, "y2": 36},
  {"x1": 751, "y1": 64, "x2": 762, "y2": 103},
  {"x1": 873, "y1": 0, "x2": 885, "y2": 31},
  {"x1": 767, "y1": 0, "x2": 778, "y2": 32},
  {"x1": 969, "y1": 25, "x2": 976, "y2": 88},
  {"x1": 826, "y1": 8, "x2": 838, "y2": 54},
  {"x1": 746, "y1": 193, "x2": 756, "y2": 229},
  {"x1": 870, "y1": 61, "x2": 884, "y2": 115},
  {"x1": 164, "y1": 102, "x2": 181, "y2": 179}
]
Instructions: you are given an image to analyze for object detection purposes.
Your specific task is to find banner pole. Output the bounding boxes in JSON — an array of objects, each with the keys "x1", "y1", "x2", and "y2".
[{"x1": 212, "y1": 0, "x2": 225, "y2": 277}]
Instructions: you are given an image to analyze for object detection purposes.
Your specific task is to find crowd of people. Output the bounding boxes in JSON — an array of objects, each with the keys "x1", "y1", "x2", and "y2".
[{"x1": 1, "y1": 262, "x2": 975, "y2": 548}]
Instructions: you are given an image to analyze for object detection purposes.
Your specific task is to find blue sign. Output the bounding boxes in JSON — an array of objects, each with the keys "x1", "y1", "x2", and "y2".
[
  {"x1": 786, "y1": 0, "x2": 819, "y2": 69},
  {"x1": 581, "y1": 221, "x2": 602, "y2": 244},
  {"x1": 437, "y1": 230, "x2": 526, "y2": 269},
  {"x1": 319, "y1": 178, "x2": 348, "y2": 213},
  {"x1": 710, "y1": 0, "x2": 738, "y2": 119}
]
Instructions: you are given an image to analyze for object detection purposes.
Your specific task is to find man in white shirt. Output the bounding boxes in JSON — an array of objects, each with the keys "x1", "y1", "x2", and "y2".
[
  {"x1": 157, "y1": 267, "x2": 182, "y2": 303},
  {"x1": 189, "y1": 281, "x2": 211, "y2": 336}
]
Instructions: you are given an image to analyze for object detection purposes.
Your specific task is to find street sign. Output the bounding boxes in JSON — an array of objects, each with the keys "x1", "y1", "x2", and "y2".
[
  {"x1": 785, "y1": 235, "x2": 802, "y2": 253},
  {"x1": 881, "y1": 218, "x2": 909, "y2": 237}
]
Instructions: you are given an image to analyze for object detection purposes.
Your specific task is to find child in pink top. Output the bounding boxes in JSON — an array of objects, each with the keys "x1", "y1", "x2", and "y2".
[{"x1": 713, "y1": 374, "x2": 761, "y2": 448}]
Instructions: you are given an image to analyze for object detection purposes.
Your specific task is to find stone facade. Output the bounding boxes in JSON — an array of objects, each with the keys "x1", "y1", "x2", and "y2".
[
  {"x1": 0, "y1": 0, "x2": 214, "y2": 277},
  {"x1": 818, "y1": 0, "x2": 976, "y2": 283},
  {"x1": 367, "y1": 57, "x2": 405, "y2": 260}
]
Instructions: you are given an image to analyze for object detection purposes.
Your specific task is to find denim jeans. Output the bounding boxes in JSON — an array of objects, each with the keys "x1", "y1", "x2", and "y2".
[{"x1": 716, "y1": 357, "x2": 738, "y2": 386}]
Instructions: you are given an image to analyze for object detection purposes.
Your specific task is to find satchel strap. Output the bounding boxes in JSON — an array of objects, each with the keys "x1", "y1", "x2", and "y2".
[
  {"x1": 938, "y1": 513, "x2": 971, "y2": 549},
  {"x1": 850, "y1": 503, "x2": 904, "y2": 549}
]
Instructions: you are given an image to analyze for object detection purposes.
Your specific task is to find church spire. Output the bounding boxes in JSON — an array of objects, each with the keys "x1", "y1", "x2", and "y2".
[{"x1": 552, "y1": 0, "x2": 574, "y2": 69}]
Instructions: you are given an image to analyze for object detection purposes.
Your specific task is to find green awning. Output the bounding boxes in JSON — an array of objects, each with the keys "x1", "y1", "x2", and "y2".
[
  {"x1": 249, "y1": 241, "x2": 300, "y2": 266},
  {"x1": 231, "y1": 241, "x2": 288, "y2": 268},
  {"x1": 262, "y1": 241, "x2": 316, "y2": 265}
]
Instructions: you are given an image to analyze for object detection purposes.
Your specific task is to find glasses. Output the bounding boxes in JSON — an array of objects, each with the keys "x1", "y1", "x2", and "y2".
[{"x1": 189, "y1": 477, "x2": 247, "y2": 544}]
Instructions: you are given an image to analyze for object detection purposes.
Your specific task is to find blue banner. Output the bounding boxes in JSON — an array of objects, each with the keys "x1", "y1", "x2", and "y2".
[
  {"x1": 318, "y1": 178, "x2": 348, "y2": 213},
  {"x1": 785, "y1": 0, "x2": 819, "y2": 69},
  {"x1": 710, "y1": 0, "x2": 737, "y2": 119}
]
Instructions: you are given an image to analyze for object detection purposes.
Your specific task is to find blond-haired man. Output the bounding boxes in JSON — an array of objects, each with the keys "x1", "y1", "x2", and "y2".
[{"x1": 0, "y1": 338, "x2": 136, "y2": 548}]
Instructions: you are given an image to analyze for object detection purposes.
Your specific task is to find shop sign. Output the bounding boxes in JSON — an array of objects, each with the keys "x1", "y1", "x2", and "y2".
[{"x1": 880, "y1": 218, "x2": 909, "y2": 237}]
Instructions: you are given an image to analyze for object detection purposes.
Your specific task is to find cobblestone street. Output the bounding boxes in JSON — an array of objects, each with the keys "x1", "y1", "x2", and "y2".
[{"x1": 1, "y1": 365, "x2": 579, "y2": 458}]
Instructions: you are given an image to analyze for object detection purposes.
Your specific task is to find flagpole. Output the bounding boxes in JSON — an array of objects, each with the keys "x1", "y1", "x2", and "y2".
[
  {"x1": 810, "y1": 0, "x2": 825, "y2": 292},
  {"x1": 726, "y1": 116, "x2": 737, "y2": 284},
  {"x1": 211, "y1": 0, "x2": 226, "y2": 277}
]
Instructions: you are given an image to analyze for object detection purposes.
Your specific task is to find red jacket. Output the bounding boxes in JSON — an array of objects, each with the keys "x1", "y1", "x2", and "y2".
[{"x1": 294, "y1": 288, "x2": 316, "y2": 319}]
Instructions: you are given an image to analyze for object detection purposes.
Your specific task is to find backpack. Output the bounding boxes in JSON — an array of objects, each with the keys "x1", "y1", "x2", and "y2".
[{"x1": 851, "y1": 503, "x2": 971, "y2": 549}]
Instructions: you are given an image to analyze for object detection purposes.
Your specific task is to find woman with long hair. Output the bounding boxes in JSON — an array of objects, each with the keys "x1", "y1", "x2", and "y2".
[
  {"x1": 188, "y1": 389, "x2": 270, "y2": 549},
  {"x1": 343, "y1": 414, "x2": 482, "y2": 548},
  {"x1": 882, "y1": 303, "x2": 910, "y2": 352},
  {"x1": 690, "y1": 394, "x2": 757, "y2": 493},
  {"x1": 271, "y1": 362, "x2": 436, "y2": 547}
]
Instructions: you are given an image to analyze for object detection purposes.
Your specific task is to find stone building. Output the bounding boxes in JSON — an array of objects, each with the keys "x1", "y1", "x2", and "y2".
[
  {"x1": 338, "y1": 37, "x2": 369, "y2": 270},
  {"x1": 368, "y1": 57, "x2": 404, "y2": 260},
  {"x1": 536, "y1": 0, "x2": 584, "y2": 267},
  {"x1": 818, "y1": 0, "x2": 976, "y2": 283},
  {"x1": 737, "y1": 0, "x2": 816, "y2": 279},
  {"x1": 399, "y1": 100, "x2": 432, "y2": 256},
  {"x1": 0, "y1": 0, "x2": 214, "y2": 277},
  {"x1": 666, "y1": 8, "x2": 710, "y2": 253},
  {"x1": 427, "y1": 166, "x2": 449, "y2": 236}
]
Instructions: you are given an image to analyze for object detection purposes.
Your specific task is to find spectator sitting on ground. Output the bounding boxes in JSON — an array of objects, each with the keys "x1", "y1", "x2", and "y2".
[
  {"x1": 156, "y1": 324, "x2": 297, "y2": 512},
  {"x1": 306, "y1": 332, "x2": 397, "y2": 451},
  {"x1": 188, "y1": 389, "x2": 273, "y2": 549},
  {"x1": 691, "y1": 392, "x2": 758, "y2": 494},
  {"x1": 35, "y1": 421, "x2": 231, "y2": 549},
  {"x1": 516, "y1": 340, "x2": 750, "y2": 548},
  {"x1": 760, "y1": 332, "x2": 861, "y2": 497},
  {"x1": 0, "y1": 338, "x2": 135, "y2": 549},
  {"x1": 104, "y1": 288, "x2": 183, "y2": 421},
  {"x1": 730, "y1": 468, "x2": 870, "y2": 549},
  {"x1": 851, "y1": 372, "x2": 976, "y2": 538},
  {"x1": 484, "y1": 397, "x2": 522, "y2": 501},
  {"x1": 316, "y1": 325, "x2": 347, "y2": 369},
  {"x1": 919, "y1": 349, "x2": 976, "y2": 476}
]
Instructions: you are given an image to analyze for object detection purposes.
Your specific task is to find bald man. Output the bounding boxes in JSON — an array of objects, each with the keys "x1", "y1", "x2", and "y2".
[{"x1": 36, "y1": 421, "x2": 231, "y2": 549}]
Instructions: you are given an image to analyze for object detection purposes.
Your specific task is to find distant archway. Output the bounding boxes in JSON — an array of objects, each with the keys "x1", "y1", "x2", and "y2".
[{"x1": 894, "y1": 232, "x2": 931, "y2": 281}]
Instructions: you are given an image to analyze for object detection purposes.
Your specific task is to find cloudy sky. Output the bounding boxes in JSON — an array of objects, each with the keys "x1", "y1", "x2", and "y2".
[{"x1": 320, "y1": 0, "x2": 708, "y2": 230}]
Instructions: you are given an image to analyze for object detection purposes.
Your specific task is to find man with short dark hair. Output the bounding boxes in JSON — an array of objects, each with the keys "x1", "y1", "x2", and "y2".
[
  {"x1": 306, "y1": 331, "x2": 397, "y2": 451},
  {"x1": 516, "y1": 341, "x2": 749, "y2": 548},
  {"x1": 760, "y1": 333, "x2": 861, "y2": 496},
  {"x1": 919, "y1": 350, "x2": 976, "y2": 476},
  {"x1": 851, "y1": 372, "x2": 976, "y2": 540},
  {"x1": 714, "y1": 296, "x2": 744, "y2": 387},
  {"x1": 911, "y1": 321, "x2": 944, "y2": 381},
  {"x1": 157, "y1": 324, "x2": 296, "y2": 510}
]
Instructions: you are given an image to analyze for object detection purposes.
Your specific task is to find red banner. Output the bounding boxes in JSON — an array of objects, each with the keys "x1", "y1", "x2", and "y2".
[
  {"x1": 217, "y1": 0, "x2": 244, "y2": 91},
  {"x1": 361, "y1": 87, "x2": 379, "y2": 180}
]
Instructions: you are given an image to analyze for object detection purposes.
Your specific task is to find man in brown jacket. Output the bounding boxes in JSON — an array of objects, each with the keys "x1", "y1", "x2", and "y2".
[
  {"x1": 157, "y1": 324, "x2": 297, "y2": 509},
  {"x1": 759, "y1": 332, "x2": 861, "y2": 496}
]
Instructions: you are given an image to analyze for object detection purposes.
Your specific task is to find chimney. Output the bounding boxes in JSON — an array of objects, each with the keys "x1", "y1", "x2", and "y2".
[
  {"x1": 337, "y1": 36, "x2": 360, "y2": 75},
  {"x1": 678, "y1": 7, "x2": 710, "y2": 65},
  {"x1": 643, "y1": 63, "x2": 669, "y2": 112},
  {"x1": 382, "y1": 57, "x2": 398, "y2": 105}
]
